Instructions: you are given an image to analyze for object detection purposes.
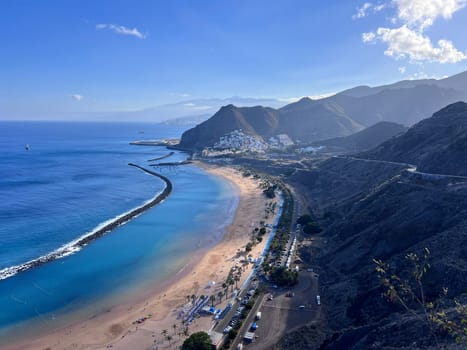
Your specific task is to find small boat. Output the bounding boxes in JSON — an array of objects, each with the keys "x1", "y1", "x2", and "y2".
[{"x1": 25, "y1": 144, "x2": 30, "y2": 151}]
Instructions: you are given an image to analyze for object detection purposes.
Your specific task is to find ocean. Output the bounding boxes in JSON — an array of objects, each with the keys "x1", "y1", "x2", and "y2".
[{"x1": 0, "y1": 121, "x2": 238, "y2": 338}]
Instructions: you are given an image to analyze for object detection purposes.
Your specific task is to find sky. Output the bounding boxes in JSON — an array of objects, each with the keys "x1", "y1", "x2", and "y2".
[{"x1": 1, "y1": 0, "x2": 467, "y2": 120}]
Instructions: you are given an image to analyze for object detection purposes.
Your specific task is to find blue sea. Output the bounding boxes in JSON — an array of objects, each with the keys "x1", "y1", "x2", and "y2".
[{"x1": 0, "y1": 121, "x2": 237, "y2": 339}]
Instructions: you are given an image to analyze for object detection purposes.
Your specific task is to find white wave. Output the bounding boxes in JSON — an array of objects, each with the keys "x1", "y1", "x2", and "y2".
[{"x1": 0, "y1": 189, "x2": 165, "y2": 281}]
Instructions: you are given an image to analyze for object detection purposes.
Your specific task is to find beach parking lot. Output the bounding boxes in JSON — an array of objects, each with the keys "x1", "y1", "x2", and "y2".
[{"x1": 243, "y1": 271, "x2": 320, "y2": 350}]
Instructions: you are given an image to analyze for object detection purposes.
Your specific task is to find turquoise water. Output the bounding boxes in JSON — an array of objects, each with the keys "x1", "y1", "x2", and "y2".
[{"x1": 0, "y1": 122, "x2": 237, "y2": 338}]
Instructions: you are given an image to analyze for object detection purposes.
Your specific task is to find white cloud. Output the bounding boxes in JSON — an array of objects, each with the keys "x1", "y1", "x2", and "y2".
[
  {"x1": 362, "y1": 32, "x2": 376, "y2": 42},
  {"x1": 371, "y1": 25, "x2": 467, "y2": 63},
  {"x1": 69, "y1": 94, "x2": 84, "y2": 101},
  {"x1": 394, "y1": 0, "x2": 467, "y2": 30},
  {"x1": 96, "y1": 24, "x2": 146, "y2": 39},
  {"x1": 309, "y1": 92, "x2": 336, "y2": 100},
  {"x1": 374, "y1": 3, "x2": 387, "y2": 12},
  {"x1": 407, "y1": 71, "x2": 431, "y2": 80},
  {"x1": 361, "y1": 0, "x2": 467, "y2": 64},
  {"x1": 353, "y1": 2, "x2": 373, "y2": 19},
  {"x1": 280, "y1": 92, "x2": 336, "y2": 103},
  {"x1": 398, "y1": 66, "x2": 406, "y2": 74},
  {"x1": 182, "y1": 102, "x2": 212, "y2": 110},
  {"x1": 353, "y1": 2, "x2": 387, "y2": 19}
]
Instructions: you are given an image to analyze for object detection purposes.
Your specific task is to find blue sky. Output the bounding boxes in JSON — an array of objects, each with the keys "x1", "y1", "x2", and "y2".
[{"x1": 1, "y1": 0, "x2": 467, "y2": 120}]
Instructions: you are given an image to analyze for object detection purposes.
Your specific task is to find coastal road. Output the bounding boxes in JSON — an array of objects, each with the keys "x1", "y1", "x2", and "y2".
[
  {"x1": 230, "y1": 293, "x2": 266, "y2": 350},
  {"x1": 214, "y1": 277, "x2": 260, "y2": 335},
  {"x1": 334, "y1": 156, "x2": 467, "y2": 180}
]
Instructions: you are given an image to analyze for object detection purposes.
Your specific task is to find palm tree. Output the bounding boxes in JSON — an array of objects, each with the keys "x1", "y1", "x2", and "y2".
[
  {"x1": 191, "y1": 294, "x2": 196, "y2": 304},
  {"x1": 229, "y1": 278, "x2": 235, "y2": 292},
  {"x1": 183, "y1": 326, "x2": 189, "y2": 337},
  {"x1": 234, "y1": 275, "x2": 240, "y2": 289},
  {"x1": 217, "y1": 291, "x2": 223, "y2": 303},
  {"x1": 161, "y1": 329, "x2": 168, "y2": 342},
  {"x1": 166, "y1": 335, "x2": 172, "y2": 345},
  {"x1": 209, "y1": 295, "x2": 215, "y2": 307},
  {"x1": 172, "y1": 323, "x2": 177, "y2": 335}
]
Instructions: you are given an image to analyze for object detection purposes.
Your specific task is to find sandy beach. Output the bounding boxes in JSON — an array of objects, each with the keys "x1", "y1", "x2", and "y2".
[{"x1": 5, "y1": 163, "x2": 278, "y2": 350}]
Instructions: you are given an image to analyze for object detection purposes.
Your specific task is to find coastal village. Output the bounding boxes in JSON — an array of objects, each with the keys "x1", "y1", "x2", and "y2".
[{"x1": 201, "y1": 130, "x2": 295, "y2": 157}]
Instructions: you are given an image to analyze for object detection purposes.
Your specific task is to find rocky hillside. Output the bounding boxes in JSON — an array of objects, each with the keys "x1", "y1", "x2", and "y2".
[
  {"x1": 362, "y1": 102, "x2": 467, "y2": 176},
  {"x1": 178, "y1": 71, "x2": 467, "y2": 151},
  {"x1": 331, "y1": 83, "x2": 465, "y2": 126},
  {"x1": 278, "y1": 103, "x2": 467, "y2": 349},
  {"x1": 178, "y1": 104, "x2": 279, "y2": 150},
  {"x1": 277, "y1": 98, "x2": 363, "y2": 142},
  {"x1": 311, "y1": 121, "x2": 408, "y2": 153}
]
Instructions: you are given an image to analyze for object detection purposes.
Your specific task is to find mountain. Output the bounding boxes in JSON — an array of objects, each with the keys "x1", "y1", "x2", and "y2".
[
  {"x1": 311, "y1": 121, "x2": 408, "y2": 153},
  {"x1": 157, "y1": 114, "x2": 211, "y2": 127},
  {"x1": 339, "y1": 71, "x2": 467, "y2": 98},
  {"x1": 278, "y1": 98, "x2": 364, "y2": 142},
  {"x1": 362, "y1": 102, "x2": 467, "y2": 176},
  {"x1": 437, "y1": 70, "x2": 467, "y2": 92},
  {"x1": 331, "y1": 84, "x2": 466, "y2": 126},
  {"x1": 78, "y1": 97, "x2": 286, "y2": 123},
  {"x1": 178, "y1": 71, "x2": 467, "y2": 151},
  {"x1": 179, "y1": 98, "x2": 364, "y2": 150},
  {"x1": 338, "y1": 79, "x2": 438, "y2": 98},
  {"x1": 178, "y1": 105, "x2": 280, "y2": 150},
  {"x1": 274, "y1": 103, "x2": 467, "y2": 348}
]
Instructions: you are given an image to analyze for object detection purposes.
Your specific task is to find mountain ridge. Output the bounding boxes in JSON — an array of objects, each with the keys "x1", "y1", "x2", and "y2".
[
  {"x1": 311, "y1": 121, "x2": 408, "y2": 153},
  {"x1": 179, "y1": 71, "x2": 467, "y2": 151},
  {"x1": 361, "y1": 101, "x2": 467, "y2": 176}
]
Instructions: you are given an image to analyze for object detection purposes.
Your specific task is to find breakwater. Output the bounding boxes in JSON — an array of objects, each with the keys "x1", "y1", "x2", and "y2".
[
  {"x1": 0, "y1": 164, "x2": 173, "y2": 281},
  {"x1": 147, "y1": 151, "x2": 175, "y2": 162},
  {"x1": 149, "y1": 160, "x2": 192, "y2": 167}
]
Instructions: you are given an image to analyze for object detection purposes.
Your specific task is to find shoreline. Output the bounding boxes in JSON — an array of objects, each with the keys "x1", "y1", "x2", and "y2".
[
  {"x1": 0, "y1": 164, "x2": 172, "y2": 281},
  {"x1": 3, "y1": 162, "x2": 277, "y2": 350}
]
